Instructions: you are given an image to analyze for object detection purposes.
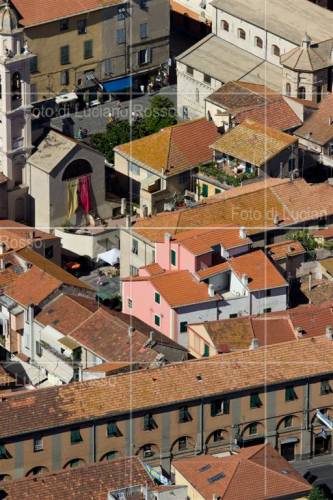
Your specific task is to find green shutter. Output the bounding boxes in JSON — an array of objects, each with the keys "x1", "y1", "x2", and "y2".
[
  {"x1": 107, "y1": 422, "x2": 119, "y2": 437},
  {"x1": 203, "y1": 344, "x2": 210, "y2": 357},
  {"x1": 154, "y1": 315, "x2": 160, "y2": 327},
  {"x1": 201, "y1": 184, "x2": 208, "y2": 197},
  {"x1": 250, "y1": 393, "x2": 262, "y2": 409},
  {"x1": 285, "y1": 386, "x2": 297, "y2": 401},
  {"x1": 180, "y1": 321, "x2": 188, "y2": 333},
  {"x1": 84, "y1": 40, "x2": 93, "y2": 59},
  {"x1": 154, "y1": 292, "x2": 160, "y2": 304},
  {"x1": 70, "y1": 429, "x2": 82, "y2": 444},
  {"x1": 60, "y1": 45, "x2": 69, "y2": 65},
  {"x1": 171, "y1": 250, "x2": 176, "y2": 266}
]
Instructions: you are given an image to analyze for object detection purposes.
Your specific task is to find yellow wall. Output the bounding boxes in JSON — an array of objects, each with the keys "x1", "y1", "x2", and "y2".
[{"x1": 197, "y1": 177, "x2": 223, "y2": 200}]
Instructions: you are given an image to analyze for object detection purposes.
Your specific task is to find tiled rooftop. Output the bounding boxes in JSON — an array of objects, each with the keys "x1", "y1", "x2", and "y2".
[
  {"x1": 295, "y1": 92, "x2": 333, "y2": 145},
  {"x1": 266, "y1": 239, "x2": 306, "y2": 260},
  {"x1": 173, "y1": 443, "x2": 310, "y2": 500},
  {"x1": 0, "y1": 336, "x2": 332, "y2": 439},
  {"x1": 115, "y1": 118, "x2": 220, "y2": 177}
]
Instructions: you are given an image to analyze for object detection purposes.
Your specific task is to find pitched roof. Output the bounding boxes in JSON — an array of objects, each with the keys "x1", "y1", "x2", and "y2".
[
  {"x1": 173, "y1": 225, "x2": 252, "y2": 255},
  {"x1": 235, "y1": 97, "x2": 302, "y2": 131},
  {"x1": 173, "y1": 444, "x2": 310, "y2": 500},
  {"x1": 229, "y1": 250, "x2": 287, "y2": 291},
  {"x1": 36, "y1": 294, "x2": 97, "y2": 334},
  {"x1": 0, "y1": 336, "x2": 333, "y2": 440},
  {"x1": 266, "y1": 240, "x2": 306, "y2": 260},
  {"x1": 0, "y1": 457, "x2": 154, "y2": 499},
  {"x1": 196, "y1": 262, "x2": 230, "y2": 280},
  {"x1": 68, "y1": 308, "x2": 157, "y2": 363},
  {"x1": 12, "y1": 0, "x2": 122, "y2": 27},
  {"x1": 295, "y1": 92, "x2": 333, "y2": 145},
  {"x1": 0, "y1": 220, "x2": 59, "y2": 252},
  {"x1": 281, "y1": 38, "x2": 333, "y2": 72},
  {"x1": 115, "y1": 119, "x2": 220, "y2": 177},
  {"x1": 206, "y1": 81, "x2": 278, "y2": 112},
  {"x1": 132, "y1": 178, "x2": 333, "y2": 243},
  {"x1": 211, "y1": 119, "x2": 297, "y2": 167},
  {"x1": 311, "y1": 227, "x2": 333, "y2": 239}
]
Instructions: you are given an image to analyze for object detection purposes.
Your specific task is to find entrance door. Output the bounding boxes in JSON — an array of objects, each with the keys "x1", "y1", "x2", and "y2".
[
  {"x1": 315, "y1": 435, "x2": 331, "y2": 456},
  {"x1": 281, "y1": 442, "x2": 295, "y2": 461}
]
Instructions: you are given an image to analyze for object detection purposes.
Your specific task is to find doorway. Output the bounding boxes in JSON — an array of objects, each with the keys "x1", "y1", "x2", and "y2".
[
  {"x1": 281, "y1": 441, "x2": 296, "y2": 461},
  {"x1": 314, "y1": 434, "x2": 331, "y2": 456}
]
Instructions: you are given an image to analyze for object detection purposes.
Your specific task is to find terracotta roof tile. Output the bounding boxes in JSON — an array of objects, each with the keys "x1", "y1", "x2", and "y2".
[
  {"x1": 295, "y1": 92, "x2": 333, "y2": 145},
  {"x1": 196, "y1": 262, "x2": 230, "y2": 280},
  {"x1": 116, "y1": 119, "x2": 220, "y2": 176},
  {"x1": 207, "y1": 81, "x2": 278, "y2": 112},
  {"x1": 0, "y1": 337, "x2": 332, "y2": 439},
  {"x1": 235, "y1": 97, "x2": 302, "y2": 131},
  {"x1": 173, "y1": 444, "x2": 310, "y2": 500},
  {"x1": 0, "y1": 457, "x2": 153, "y2": 499},
  {"x1": 311, "y1": 227, "x2": 333, "y2": 239},
  {"x1": 12, "y1": 0, "x2": 121, "y2": 27},
  {"x1": 141, "y1": 262, "x2": 164, "y2": 276},
  {"x1": 5, "y1": 266, "x2": 62, "y2": 306},
  {"x1": 266, "y1": 239, "x2": 306, "y2": 260},
  {"x1": 211, "y1": 119, "x2": 297, "y2": 167}
]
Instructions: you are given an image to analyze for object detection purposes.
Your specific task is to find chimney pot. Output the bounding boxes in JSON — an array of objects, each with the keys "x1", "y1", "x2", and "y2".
[
  {"x1": 239, "y1": 226, "x2": 247, "y2": 239},
  {"x1": 326, "y1": 325, "x2": 333, "y2": 339},
  {"x1": 295, "y1": 326, "x2": 303, "y2": 338},
  {"x1": 241, "y1": 273, "x2": 249, "y2": 286},
  {"x1": 128, "y1": 326, "x2": 135, "y2": 337},
  {"x1": 273, "y1": 214, "x2": 280, "y2": 225},
  {"x1": 208, "y1": 283, "x2": 215, "y2": 297},
  {"x1": 249, "y1": 338, "x2": 259, "y2": 350},
  {"x1": 164, "y1": 232, "x2": 172, "y2": 243}
]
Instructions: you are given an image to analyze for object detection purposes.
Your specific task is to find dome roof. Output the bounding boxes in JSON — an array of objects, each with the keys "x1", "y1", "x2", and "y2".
[{"x1": 0, "y1": 1, "x2": 19, "y2": 33}]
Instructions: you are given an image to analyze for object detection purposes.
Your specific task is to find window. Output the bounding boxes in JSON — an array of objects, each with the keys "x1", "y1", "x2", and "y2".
[
  {"x1": 288, "y1": 157, "x2": 295, "y2": 172},
  {"x1": 117, "y1": 6, "x2": 126, "y2": 20},
  {"x1": 238, "y1": 28, "x2": 246, "y2": 40},
  {"x1": 229, "y1": 313, "x2": 238, "y2": 319},
  {"x1": 249, "y1": 423, "x2": 257, "y2": 435},
  {"x1": 143, "y1": 413, "x2": 157, "y2": 431},
  {"x1": 285, "y1": 386, "x2": 297, "y2": 402},
  {"x1": 201, "y1": 184, "x2": 208, "y2": 197},
  {"x1": 35, "y1": 341, "x2": 42, "y2": 357},
  {"x1": 221, "y1": 20, "x2": 229, "y2": 31},
  {"x1": 60, "y1": 18, "x2": 69, "y2": 31},
  {"x1": 250, "y1": 392, "x2": 262, "y2": 409},
  {"x1": 263, "y1": 308, "x2": 272, "y2": 313},
  {"x1": 180, "y1": 321, "x2": 188, "y2": 333},
  {"x1": 143, "y1": 445, "x2": 154, "y2": 458},
  {"x1": 213, "y1": 429, "x2": 223, "y2": 442},
  {"x1": 103, "y1": 58, "x2": 112, "y2": 76},
  {"x1": 171, "y1": 249, "x2": 176, "y2": 266},
  {"x1": 132, "y1": 238, "x2": 139, "y2": 255},
  {"x1": 0, "y1": 445, "x2": 11, "y2": 459},
  {"x1": 178, "y1": 437, "x2": 187, "y2": 450},
  {"x1": 139, "y1": 0, "x2": 147, "y2": 7},
  {"x1": 154, "y1": 315, "x2": 160, "y2": 327},
  {"x1": 211, "y1": 399, "x2": 229, "y2": 416},
  {"x1": 117, "y1": 28, "x2": 125, "y2": 44},
  {"x1": 129, "y1": 161, "x2": 140, "y2": 176},
  {"x1": 140, "y1": 22, "x2": 148, "y2": 39},
  {"x1": 45, "y1": 246, "x2": 54, "y2": 260},
  {"x1": 179, "y1": 406, "x2": 191, "y2": 423},
  {"x1": 107, "y1": 422, "x2": 121, "y2": 437},
  {"x1": 321, "y1": 379, "x2": 332, "y2": 395},
  {"x1": 203, "y1": 73, "x2": 211, "y2": 84},
  {"x1": 316, "y1": 85, "x2": 322, "y2": 104},
  {"x1": 84, "y1": 40, "x2": 93, "y2": 59},
  {"x1": 183, "y1": 106, "x2": 189, "y2": 120},
  {"x1": 60, "y1": 70, "x2": 69, "y2": 86},
  {"x1": 179, "y1": 171, "x2": 190, "y2": 184},
  {"x1": 186, "y1": 66, "x2": 193, "y2": 76},
  {"x1": 203, "y1": 344, "x2": 210, "y2": 357},
  {"x1": 255, "y1": 36, "x2": 263, "y2": 48},
  {"x1": 298, "y1": 86, "x2": 306, "y2": 100},
  {"x1": 30, "y1": 56, "x2": 38, "y2": 73},
  {"x1": 130, "y1": 265, "x2": 139, "y2": 276},
  {"x1": 127, "y1": 298, "x2": 133, "y2": 309},
  {"x1": 102, "y1": 451, "x2": 117, "y2": 461},
  {"x1": 272, "y1": 44, "x2": 280, "y2": 56},
  {"x1": 154, "y1": 292, "x2": 160, "y2": 304},
  {"x1": 70, "y1": 429, "x2": 82, "y2": 444},
  {"x1": 138, "y1": 48, "x2": 151, "y2": 65},
  {"x1": 215, "y1": 188, "x2": 221, "y2": 194},
  {"x1": 286, "y1": 83, "x2": 291, "y2": 96},
  {"x1": 60, "y1": 45, "x2": 70, "y2": 65},
  {"x1": 77, "y1": 19, "x2": 87, "y2": 34},
  {"x1": 284, "y1": 415, "x2": 293, "y2": 428},
  {"x1": 33, "y1": 437, "x2": 43, "y2": 452}
]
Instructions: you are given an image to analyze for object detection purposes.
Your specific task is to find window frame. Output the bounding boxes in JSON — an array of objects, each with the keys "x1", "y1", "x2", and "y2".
[
  {"x1": 238, "y1": 28, "x2": 246, "y2": 40},
  {"x1": 77, "y1": 18, "x2": 87, "y2": 35},
  {"x1": 221, "y1": 20, "x2": 229, "y2": 31},
  {"x1": 255, "y1": 36, "x2": 263, "y2": 48},
  {"x1": 154, "y1": 314, "x2": 160, "y2": 327},
  {"x1": 178, "y1": 436, "x2": 187, "y2": 451},
  {"x1": 33, "y1": 436, "x2": 43, "y2": 452},
  {"x1": 83, "y1": 40, "x2": 93, "y2": 60},
  {"x1": 250, "y1": 392, "x2": 262, "y2": 409},
  {"x1": 320, "y1": 379, "x2": 332, "y2": 396},
  {"x1": 60, "y1": 18, "x2": 69, "y2": 31},
  {"x1": 285, "y1": 386, "x2": 298, "y2": 402},
  {"x1": 107, "y1": 422, "x2": 121, "y2": 438},
  {"x1": 70, "y1": 428, "x2": 83, "y2": 444},
  {"x1": 179, "y1": 406, "x2": 191, "y2": 423},
  {"x1": 211, "y1": 398, "x2": 229, "y2": 417},
  {"x1": 249, "y1": 422, "x2": 257, "y2": 435},
  {"x1": 143, "y1": 413, "x2": 157, "y2": 431},
  {"x1": 180, "y1": 321, "x2": 188, "y2": 333},
  {"x1": 154, "y1": 292, "x2": 160, "y2": 304},
  {"x1": 60, "y1": 45, "x2": 70, "y2": 65},
  {"x1": 272, "y1": 44, "x2": 280, "y2": 57},
  {"x1": 171, "y1": 249, "x2": 176, "y2": 266}
]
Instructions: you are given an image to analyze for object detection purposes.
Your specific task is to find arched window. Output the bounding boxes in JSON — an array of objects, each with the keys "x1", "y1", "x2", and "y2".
[
  {"x1": 25, "y1": 466, "x2": 48, "y2": 477},
  {"x1": 62, "y1": 159, "x2": 92, "y2": 181},
  {"x1": 285, "y1": 83, "x2": 291, "y2": 96},
  {"x1": 100, "y1": 451, "x2": 119, "y2": 462},
  {"x1": 255, "y1": 36, "x2": 263, "y2": 48},
  {"x1": 238, "y1": 28, "x2": 246, "y2": 40},
  {"x1": 221, "y1": 20, "x2": 229, "y2": 31},
  {"x1": 0, "y1": 476, "x2": 11, "y2": 483},
  {"x1": 272, "y1": 44, "x2": 280, "y2": 57},
  {"x1": 63, "y1": 458, "x2": 85, "y2": 469},
  {"x1": 298, "y1": 86, "x2": 306, "y2": 100},
  {"x1": 11, "y1": 72, "x2": 21, "y2": 94}
]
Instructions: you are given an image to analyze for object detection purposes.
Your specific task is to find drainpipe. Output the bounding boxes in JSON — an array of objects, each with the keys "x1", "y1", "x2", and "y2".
[
  {"x1": 28, "y1": 304, "x2": 35, "y2": 362},
  {"x1": 199, "y1": 398, "x2": 205, "y2": 454},
  {"x1": 92, "y1": 420, "x2": 97, "y2": 463}
]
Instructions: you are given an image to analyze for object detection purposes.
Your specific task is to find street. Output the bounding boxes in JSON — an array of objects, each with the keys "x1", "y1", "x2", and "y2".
[
  {"x1": 50, "y1": 84, "x2": 177, "y2": 137},
  {"x1": 294, "y1": 455, "x2": 333, "y2": 497}
]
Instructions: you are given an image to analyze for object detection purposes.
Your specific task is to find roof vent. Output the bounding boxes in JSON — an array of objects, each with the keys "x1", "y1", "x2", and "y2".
[
  {"x1": 208, "y1": 284, "x2": 215, "y2": 297},
  {"x1": 249, "y1": 338, "x2": 259, "y2": 350},
  {"x1": 326, "y1": 325, "x2": 333, "y2": 339},
  {"x1": 295, "y1": 326, "x2": 303, "y2": 338}
]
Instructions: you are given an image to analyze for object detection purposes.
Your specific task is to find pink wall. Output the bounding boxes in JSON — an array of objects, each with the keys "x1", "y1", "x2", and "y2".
[
  {"x1": 156, "y1": 239, "x2": 212, "y2": 274},
  {"x1": 122, "y1": 280, "x2": 173, "y2": 338}
]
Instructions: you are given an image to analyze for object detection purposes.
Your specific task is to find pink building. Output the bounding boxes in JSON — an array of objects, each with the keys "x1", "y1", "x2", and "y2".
[{"x1": 122, "y1": 226, "x2": 288, "y2": 345}]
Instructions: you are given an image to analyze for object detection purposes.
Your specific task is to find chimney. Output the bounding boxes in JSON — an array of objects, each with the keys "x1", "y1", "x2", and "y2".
[
  {"x1": 0, "y1": 242, "x2": 5, "y2": 271},
  {"x1": 142, "y1": 205, "x2": 148, "y2": 218},
  {"x1": 273, "y1": 214, "x2": 280, "y2": 225},
  {"x1": 295, "y1": 326, "x2": 303, "y2": 338},
  {"x1": 128, "y1": 326, "x2": 135, "y2": 338},
  {"x1": 164, "y1": 232, "x2": 172, "y2": 243},
  {"x1": 28, "y1": 230, "x2": 35, "y2": 240},
  {"x1": 239, "y1": 226, "x2": 247, "y2": 239},
  {"x1": 126, "y1": 215, "x2": 131, "y2": 228},
  {"x1": 249, "y1": 338, "x2": 259, "y2": 350},
  {"x1": 208, "y1": 284, "x2": 215, "y2": 297},
  {"x1": 120, "y1": 198, "x2": 127, "y2": 216},
  {"x1": 326, "y1": 325, "x2": 333, "y2": 339},
  {"x1": 241, "y1": 274, "x2": 249, "y2": 287}
]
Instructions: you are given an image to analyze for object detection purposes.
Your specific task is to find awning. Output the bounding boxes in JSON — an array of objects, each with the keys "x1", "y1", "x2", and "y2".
[
  {"x1": 280, "y1": 437, "x2": 299, "y2": 445},
  {"x1": 97, "y1": 248, "x2": 120, "y2": 266},
  {"x1": 103, "y1": 76, "x2": 133, "y2": 93},
  {"x1": 55, "y1": 92, "x2": 78, "y2": 104}
]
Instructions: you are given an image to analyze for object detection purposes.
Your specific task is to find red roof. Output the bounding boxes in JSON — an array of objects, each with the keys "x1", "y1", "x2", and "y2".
[{"x1": 235, "y1": 97, "x2": 302, "y2": 131}]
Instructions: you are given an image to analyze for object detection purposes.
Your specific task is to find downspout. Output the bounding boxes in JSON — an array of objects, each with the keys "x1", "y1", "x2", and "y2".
[
  {"x1": 28, "y1": 304, "x2": 35, "y2": 362},
  {"x1": 199, "y1": 398, "x2": 205, "y2": 454},
  {"x1": 92, "y1": 420, "x2": 97, "y2": 463}
]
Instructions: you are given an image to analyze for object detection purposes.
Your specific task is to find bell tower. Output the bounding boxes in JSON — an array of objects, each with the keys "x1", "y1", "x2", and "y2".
[{"x1": 0, "y1": 0, "x2": 33, "y2": 186}]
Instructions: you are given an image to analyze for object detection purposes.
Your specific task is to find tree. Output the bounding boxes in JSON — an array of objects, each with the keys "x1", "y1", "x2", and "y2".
[
  {"x1": 286, "y1": 229, "x2": 317, "y2": 254},
  {"x1": 90, "y1": 96, "x2": 177, "y2": 162},
  {"x1": 308, "y1": 486, "x2": 329, "y2": 500}
]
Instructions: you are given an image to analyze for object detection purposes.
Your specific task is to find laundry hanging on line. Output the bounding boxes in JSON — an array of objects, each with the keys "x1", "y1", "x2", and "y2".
[
  {"x1": 67, "y1": 178, "x2": 79, "y2": 218},
  {"x1": 78, "y1": 175, "x2": 92, "y2": 214}
]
